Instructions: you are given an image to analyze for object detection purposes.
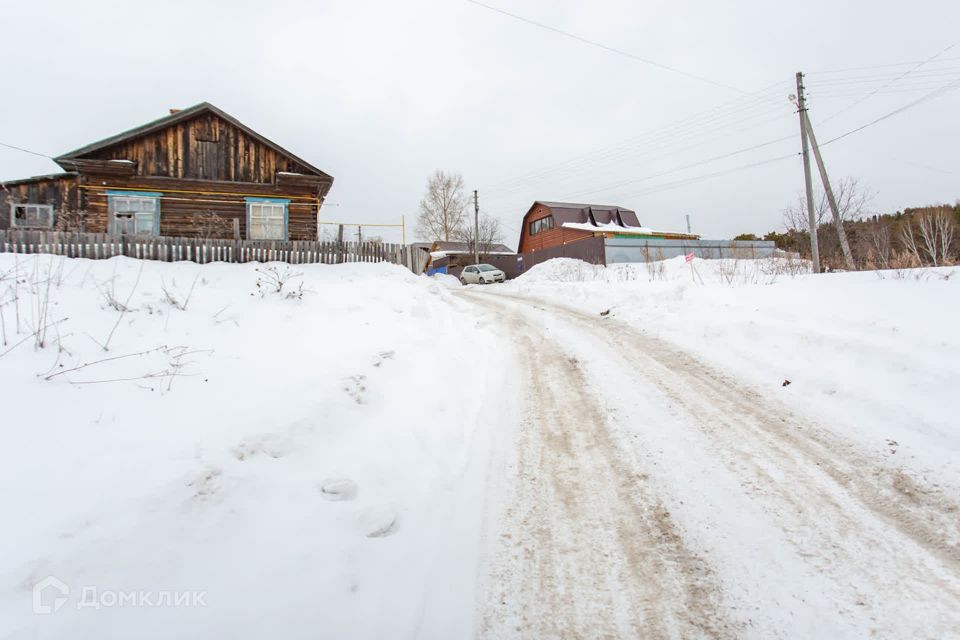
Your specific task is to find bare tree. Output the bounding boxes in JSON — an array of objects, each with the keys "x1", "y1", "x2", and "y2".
[
  {"x1": 782, "y1": 177, "x2": 870, "y2": 268},
  {"x1": 867, "y1": 219, "x2": 892, "y2": 268},
  {"x1": 457, "y1": 212, "x2": 505, "y2": 258},
  {"x1": 416, "y1": 170, "x2": 467, "y2": 242},
  {"x1": 916, "y1": 207, "x2": 956, "y2": 266},
  {"x1": 783, "y1": 177, "x2": 870, "y2": 230},
  {"x1": 900, "y1": 222, "x2": 923, "y2": 265}
]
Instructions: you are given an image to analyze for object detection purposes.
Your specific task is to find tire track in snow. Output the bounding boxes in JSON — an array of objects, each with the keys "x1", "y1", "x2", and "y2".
[
  {"x1": 472, "y1": 294, "x2": 737, "y2": 640},
  {"x1": 472, "y1": 289, "x2": 960, "y2": 638}
]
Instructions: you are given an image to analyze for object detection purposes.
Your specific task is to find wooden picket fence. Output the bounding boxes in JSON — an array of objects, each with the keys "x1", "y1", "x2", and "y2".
[{"x1": 0, "y1": 230, "x2": 429, "y2": 273}]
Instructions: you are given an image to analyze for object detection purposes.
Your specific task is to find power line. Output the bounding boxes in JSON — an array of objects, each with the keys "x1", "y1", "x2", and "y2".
[
  {"x1": 817, "y1": 77, "x2": 960, "y2": 147},
  {"x1": 529, "y1": 77, "x2": 960, "y2": 204},
  {"x1": 816, "y1": 39, "x2": 960, "y2": 123},
  {"x1": 810, "y1": 56, "x2": 960, "y2": 74},
  {"x1": 0, "y1": 140, "x2": 53, "y2": 159},
  {"x1": 464, "y1": 0, "x2": 761, "y2": 97},
  {"x1": 610, "y1": 153, "x2": 798, "y2": 201},
  {"x1": 483, "y1": 106, "x2": 792, "y2": 208},
  {"x1": 813, "y1": 83, "x2": 960, "y2": 98},
  {"x1": 483, "y1": 81, "x2": 790, "y2": 199},
  {"x1": 560, "y1": 133, "x2": 795, "y2": 201},
  {"x1": 806, "y1": 67, "x2": 960, "y2": 85}
]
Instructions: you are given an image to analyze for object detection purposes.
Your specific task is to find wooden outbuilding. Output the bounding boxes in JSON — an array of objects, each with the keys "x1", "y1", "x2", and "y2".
[{"x1": 0, "y1": 103, "x2": 333, "y2": 241}]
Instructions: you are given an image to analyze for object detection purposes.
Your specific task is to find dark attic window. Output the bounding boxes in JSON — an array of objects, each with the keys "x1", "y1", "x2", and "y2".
[
  {"x1": 11, "y1": 203, "x2": 54, "y2": 228},
  {"x1": 529, "y1": 216, "x2": 554, "y2": 236}
]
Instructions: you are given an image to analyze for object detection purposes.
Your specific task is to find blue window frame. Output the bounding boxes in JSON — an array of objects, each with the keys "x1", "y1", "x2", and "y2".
[
  {"x1": 245, "y1": 197, "x2": 289, "y2": 241},
  {"x1": 107, "y1": 191, "x2": 162, "y2": 236}
]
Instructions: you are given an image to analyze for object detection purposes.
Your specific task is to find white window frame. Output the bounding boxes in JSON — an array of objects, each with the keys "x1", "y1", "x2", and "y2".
[
  {"x1": 10, "y1": 203, "x2": 54, "y2": 229},
  {"x1": 108, "y1": 193, "x2": 161, "y2": 236},
  {"x1": 246, "y1": 199, "x2": 288, "y2": 241}
]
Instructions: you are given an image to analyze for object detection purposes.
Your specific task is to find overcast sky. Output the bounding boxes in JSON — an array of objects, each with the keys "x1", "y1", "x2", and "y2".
[{"x1": 2, "y1": 0, "x2": 958, "y2": 247}]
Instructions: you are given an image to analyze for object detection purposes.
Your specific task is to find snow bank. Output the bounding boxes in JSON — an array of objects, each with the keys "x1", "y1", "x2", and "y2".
[
  {"x1": 519, "y1": 255, "x2": 810, "y2": 284},
  {"x1": 429, "y1": 272, "x2": 462, "y2": 289},
  {"x1": 0, "y1": 254, "x2": 510, "y2": 639},
  {"x1": 508, "y1": 257, "x2": 960, "y2": 488}
]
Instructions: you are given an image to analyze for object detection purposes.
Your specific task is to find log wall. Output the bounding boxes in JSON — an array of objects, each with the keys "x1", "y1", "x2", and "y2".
[
  {"x1": 77, "y1": 174, "x2": 320, "y2": 240},
  {"x1": 81, "y1": 112, "x2": 316, "y2": 183},
  {"x1": 0, "y1": 175, "x2": 80, "y2": 230}
]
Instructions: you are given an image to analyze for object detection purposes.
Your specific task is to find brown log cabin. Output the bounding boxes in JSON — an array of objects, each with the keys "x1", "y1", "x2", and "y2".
[{"x1": 0, "y1": 103, "x2": 333, "y2": 241}]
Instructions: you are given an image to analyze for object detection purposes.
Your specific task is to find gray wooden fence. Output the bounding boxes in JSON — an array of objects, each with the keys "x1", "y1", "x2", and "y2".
[{"x1": 0, "y1": 230, "x2": 429, "y2": 273}]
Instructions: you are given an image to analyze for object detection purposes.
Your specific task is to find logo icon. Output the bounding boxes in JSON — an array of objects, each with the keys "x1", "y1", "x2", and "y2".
[{"x1": 33, "y1": 576, "x2": 69, "y2": 614}]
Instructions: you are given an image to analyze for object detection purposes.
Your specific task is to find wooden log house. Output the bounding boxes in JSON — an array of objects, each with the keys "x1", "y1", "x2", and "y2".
[{"x1": 0, "y1": 103, "x2": 333, "y2": 241}]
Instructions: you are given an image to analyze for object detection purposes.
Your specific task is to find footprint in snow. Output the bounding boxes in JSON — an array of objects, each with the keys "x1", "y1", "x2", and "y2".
[
  {"x1": 232, "y1": 437, "x2": 289, "y2": 461},
  {"x1": 188, "y1": 466, "x2": 222, "y2": 500},
  {"x1": 372, "y1": 350, "x2": 395, "y2": 367},
  {"x1": 320, "y1": 478, "x2": 358, "y2": 501},
  {"x1": 355, "y1": 505, "x2": 399, "y2": 539},
  {"x1": 342, "y1": 375, "x2": 367, "y2": 404}
]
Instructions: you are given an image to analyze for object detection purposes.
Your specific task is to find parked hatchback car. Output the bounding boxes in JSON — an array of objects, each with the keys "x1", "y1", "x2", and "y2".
[{"x1": 460, "y1": 264, "x2": 505, "y2": 285}]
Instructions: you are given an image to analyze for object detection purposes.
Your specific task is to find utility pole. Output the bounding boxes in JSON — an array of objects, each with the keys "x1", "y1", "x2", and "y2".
[
  {"x1": 803, "y1": 111, "x2": 856, "y2": 271},
  {"x1": 473, "y1": 189, "x2": 480, "y2": 265},
  {"x1": 685, "y1": 214, "x2": 692, "y2": 235},
  {"x1": 795, "y1": 72, "x2": 821, "y2": 274}
]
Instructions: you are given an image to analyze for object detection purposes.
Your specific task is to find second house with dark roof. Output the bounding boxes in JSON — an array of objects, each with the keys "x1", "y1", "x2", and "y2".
[
  {"x1": 518, "y1": 201, "x2": 697, "y2": 254},
  {"x1": 0, "y1": 103, "x2": 333, "y2": 241}
]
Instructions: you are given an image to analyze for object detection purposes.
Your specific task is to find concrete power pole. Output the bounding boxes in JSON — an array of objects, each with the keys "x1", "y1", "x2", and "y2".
[
  {"x1": 795, "y1": 72, "x2": 821, "y2": 274},
  {"x1": 473, "y1": 189, "x2": 480, "y2": 264},
  {"x1": 803, "y1": 111, "x2": 856, "y2": 271}
]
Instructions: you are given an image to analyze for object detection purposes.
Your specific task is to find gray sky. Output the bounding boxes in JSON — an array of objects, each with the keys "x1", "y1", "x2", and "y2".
[{"x1": 2, "y1": 0, "x2": 958, "y2": 247}]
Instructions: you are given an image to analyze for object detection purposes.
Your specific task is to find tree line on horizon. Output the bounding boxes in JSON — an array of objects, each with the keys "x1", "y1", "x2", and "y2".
[{"x1": 735, "y1": 177, "x2": 958, "y2": 270}]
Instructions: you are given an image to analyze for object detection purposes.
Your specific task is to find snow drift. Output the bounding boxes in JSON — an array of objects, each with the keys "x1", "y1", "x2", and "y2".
[{"x1": 0, "y1": 255, "x2": 509, "y2": 639}]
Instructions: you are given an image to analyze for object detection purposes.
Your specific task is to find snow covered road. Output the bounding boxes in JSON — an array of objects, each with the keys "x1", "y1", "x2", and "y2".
[
  {"x1": 3, "y1": 254, "x2": 958, "y2": 639},
  {"x1": 464, "y1": 287, "x2": 960, "y2": 640}
]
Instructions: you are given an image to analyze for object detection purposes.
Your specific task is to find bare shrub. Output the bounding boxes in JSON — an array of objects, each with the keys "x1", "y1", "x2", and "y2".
[
  {"x1": 641, "y1": 245, "x2": 666, "y2": 281},
  {"x1": 161, "y1": 275, "x2": 200, "y2": 311},
  {"x1": 255, "y1": 266, "x2": 305, "y2": 297},
  {"x1": 190, "y1": 210, "x2": 236, "y2": 240},
  {"x1": 43, "y1": 344, "x2": 207, "y2": 393}
]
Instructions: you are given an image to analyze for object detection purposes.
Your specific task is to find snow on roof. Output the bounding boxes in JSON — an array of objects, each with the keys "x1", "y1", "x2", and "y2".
[
  {"x1": 561, "y1": 221, "x2": 696, "y2": 237},
  {"x1": 430, "y1": 250, "x2": 516, "y2": 259}
]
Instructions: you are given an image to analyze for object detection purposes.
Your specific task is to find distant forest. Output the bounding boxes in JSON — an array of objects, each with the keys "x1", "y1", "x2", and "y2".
[{"x1": 737, "y1": 184, "x2": 958, "y2": 270}]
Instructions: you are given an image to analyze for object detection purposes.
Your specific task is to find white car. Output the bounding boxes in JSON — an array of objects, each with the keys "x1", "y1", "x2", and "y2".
[{"x1": 460, "y1": 264, "x2": 505, "y2": 285}]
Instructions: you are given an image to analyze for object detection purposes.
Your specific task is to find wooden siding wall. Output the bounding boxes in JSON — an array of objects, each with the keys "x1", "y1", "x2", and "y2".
[
  {"x1": 83, "y1": 113, "x2": 314, "y2": 183},
  {"x1": 77, "y1": 174, "x2": 320, "y2": 240},
  {"x1": 0, "y1": 176, "x2": 80, "y2": 230},
  {"x1": 519, "y1": 203, "x2": 591, "y2": 253}
]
